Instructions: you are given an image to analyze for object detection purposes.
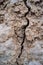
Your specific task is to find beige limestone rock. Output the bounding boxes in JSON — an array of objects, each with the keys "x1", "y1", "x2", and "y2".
[
  {"x1": 17, "y1": 0, "x2": 43, "y2": 65},
  {"x1": 0, "y1": 0, "x2": 28, "y2": 65},
  {"x1": 0, "y1": 0, "x2": 43, "y2": 65}
]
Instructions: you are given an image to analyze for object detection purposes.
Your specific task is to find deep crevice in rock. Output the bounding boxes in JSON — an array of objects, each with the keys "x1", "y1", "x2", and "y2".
[
  {"x1": 16, "y1": 0, "x2": 29, "y2": 65},
  {"x1": 23, "y1": 0, "x2": 31, "y2": 12},
  {"x1": 16, "y1": 18, "x2": 29, "y2": 65}
]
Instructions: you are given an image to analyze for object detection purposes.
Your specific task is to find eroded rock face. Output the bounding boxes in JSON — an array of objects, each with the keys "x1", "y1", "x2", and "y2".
[
  {"x1": 0, "y1": 0, "x2": 28, "y2": 65},
  {"x1": 0, "y1": 0, "x2": 43, "y2": 65}
]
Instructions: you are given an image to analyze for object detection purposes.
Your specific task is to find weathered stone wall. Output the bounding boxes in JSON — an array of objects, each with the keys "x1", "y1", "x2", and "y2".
[{"x1": 0, "y1": 0, "x2": 43, "y2": 65}]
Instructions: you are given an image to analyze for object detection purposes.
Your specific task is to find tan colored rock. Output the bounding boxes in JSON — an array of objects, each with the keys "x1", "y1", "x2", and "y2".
[
  {"x1": 17, "y1": 0, "x2": 43, "y2": 65},
  {"x1": 0, "y1": 38, "x2": 21, "y2": 64},
  {"x1": 0, "y1": 0, "x2": 43, "y2": 65},
  {"x1": 0, "y1": 0, "x2": 28, "y2": 65}
]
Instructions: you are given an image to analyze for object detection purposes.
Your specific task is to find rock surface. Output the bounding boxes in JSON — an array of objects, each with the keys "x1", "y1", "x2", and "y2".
[{"x1": 0, "y1": 0, "x2": 43, "y2": 65}]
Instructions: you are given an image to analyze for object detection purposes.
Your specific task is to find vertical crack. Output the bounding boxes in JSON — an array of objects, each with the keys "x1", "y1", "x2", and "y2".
[
  {"x1": 18, "y1": 18, "x2": 29, "y2": 58},
  {"x1": 16, "y1": 18, "x2": 29, "y2": 65},
  {"x1": 16, "y1": 0, "x2": 29, "y2": 65},
  {"x1": 23, "y1": 0, "x2": 31, "y2": 13}
]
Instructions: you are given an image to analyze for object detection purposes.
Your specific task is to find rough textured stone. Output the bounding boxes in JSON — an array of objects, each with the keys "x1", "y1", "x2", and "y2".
[
  {"x1": 16, "y1": 0, "x2": 43, "y2": 65},
  {"x1": 0, "y1": 0, "x2": 43, "y2": 65},
  {"x1": 28, "y1": 61, "x2": 42, "y2": 65}
]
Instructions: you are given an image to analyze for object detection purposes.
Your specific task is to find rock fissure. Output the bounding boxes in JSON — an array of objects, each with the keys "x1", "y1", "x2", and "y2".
[
  {"x1": 0, "y1": 0, "x2": 43, "y2": 65},
  {"x1": 23, "y1": 0, "x2": 31, "y2": 14},
  {"x1": 16, "y1": 0, "x2": 29, "y2": 65},
  {"x1": 16, "y1": 19, "x2": 29, "y2": 65}
]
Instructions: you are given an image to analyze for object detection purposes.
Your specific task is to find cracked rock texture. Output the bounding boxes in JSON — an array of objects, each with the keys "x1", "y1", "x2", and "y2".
[{"x1": 0, "y1": 0, "x2": 43, "y2": 65}]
